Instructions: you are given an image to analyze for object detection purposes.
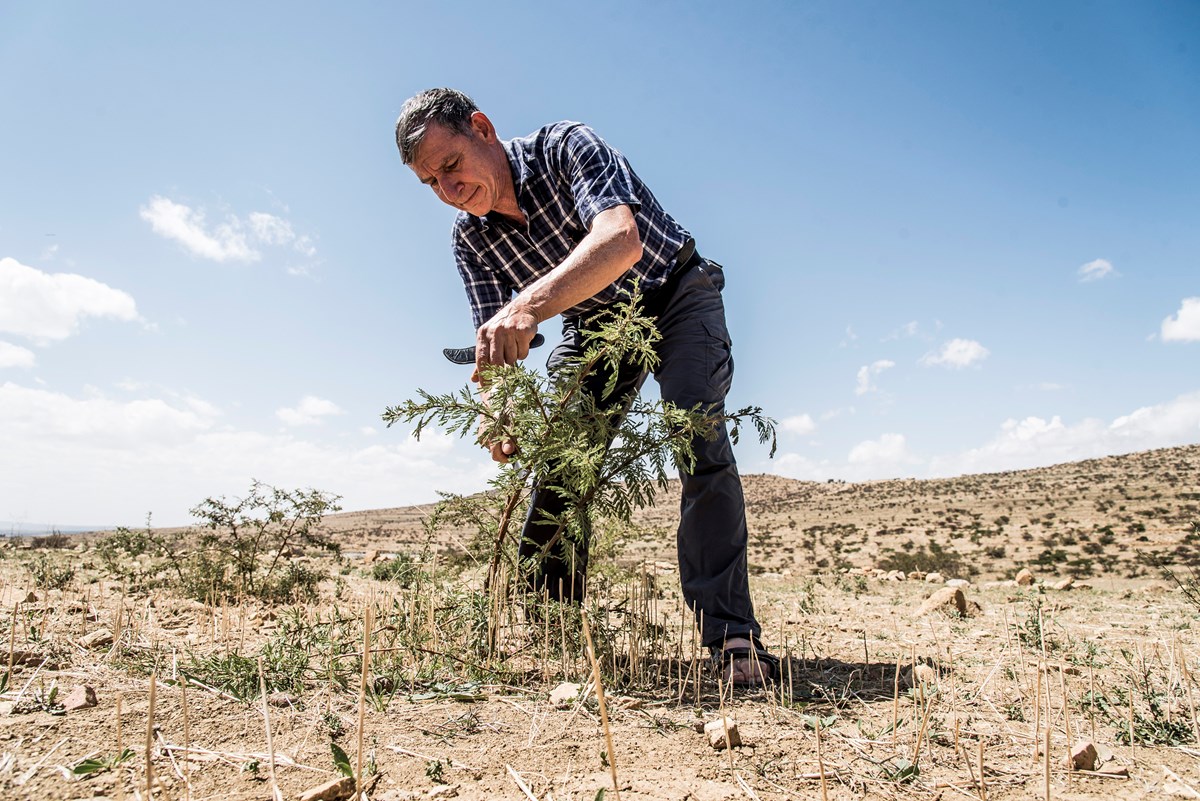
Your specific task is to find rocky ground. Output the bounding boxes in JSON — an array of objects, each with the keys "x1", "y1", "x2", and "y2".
[{"x1": 0, "y1": 444, "x2": 1198, "y2": 800}]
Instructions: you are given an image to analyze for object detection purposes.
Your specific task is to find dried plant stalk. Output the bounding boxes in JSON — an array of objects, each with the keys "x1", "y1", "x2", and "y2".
[{"x1": 581, "y1": 609, "x2": 621, "y2": 801}]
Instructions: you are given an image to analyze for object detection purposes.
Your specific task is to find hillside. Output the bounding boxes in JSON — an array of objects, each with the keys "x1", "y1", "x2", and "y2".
[{"x1": 319, "y1": 443, "x2": 1200, "y2": 581}]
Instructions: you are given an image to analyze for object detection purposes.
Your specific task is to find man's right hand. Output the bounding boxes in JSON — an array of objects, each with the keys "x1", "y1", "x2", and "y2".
[
  {"x1": 476, "y1": 412, "x2": 517, "y2": 463},
  {"x1": 472, "y1": 305, "x2": 539, "y2": 380}
]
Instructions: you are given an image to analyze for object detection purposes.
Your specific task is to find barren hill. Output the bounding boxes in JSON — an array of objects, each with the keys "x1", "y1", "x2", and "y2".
[{"x1": 320, "y1": 443, "x2": 1200, "y2": 582}]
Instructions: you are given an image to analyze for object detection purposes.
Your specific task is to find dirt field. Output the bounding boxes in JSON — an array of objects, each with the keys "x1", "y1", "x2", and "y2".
[{"x1": 2, "y1": 444, "x2": 1199, "y2": 800}]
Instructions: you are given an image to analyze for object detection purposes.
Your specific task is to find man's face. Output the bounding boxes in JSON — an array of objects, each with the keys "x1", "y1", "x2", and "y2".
[{"x1": 410, "y1": 115, "x2": 505, "y2": 217}]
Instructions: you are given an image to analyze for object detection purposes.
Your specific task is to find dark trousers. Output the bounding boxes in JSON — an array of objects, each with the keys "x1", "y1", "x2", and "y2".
[{"x1": 517, "y1": 259, "x2": 761, "y2": 648}]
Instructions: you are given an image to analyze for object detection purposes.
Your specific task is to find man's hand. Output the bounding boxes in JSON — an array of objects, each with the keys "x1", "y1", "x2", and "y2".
[
  {"x1": 472, "y1": 306, "x2": 538, "y2": 380},
  {"x1": 475, "y1": 411, "x2": 517, "y2": 463}
]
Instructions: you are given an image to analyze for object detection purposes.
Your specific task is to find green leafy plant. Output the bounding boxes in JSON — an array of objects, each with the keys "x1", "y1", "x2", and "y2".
[
  {"x1": 383, "y1": 288, "x2": 776, "y2": 652},
  {"x1": 331, "y1": 741, "x2": 353, "y2": 778},
  {"x1": 95, "y1": 482, "x2": 341, "y2": 603},
  {"x1": 72, "y1": 748, "x2": 136, "y2": 776},
  {"x1": 27, "y1": 554, "x2": 75, "y2": 591}
]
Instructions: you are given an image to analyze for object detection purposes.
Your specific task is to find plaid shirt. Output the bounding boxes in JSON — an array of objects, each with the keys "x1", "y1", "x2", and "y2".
[{"x1": 452, "y1": 121, "x2": 691, "y2": 330}]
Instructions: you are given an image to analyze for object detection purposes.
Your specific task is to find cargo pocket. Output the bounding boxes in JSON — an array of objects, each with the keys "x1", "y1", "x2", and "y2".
[{"x1": 702, "y1": 318, "x2": 734, "y2": 395}]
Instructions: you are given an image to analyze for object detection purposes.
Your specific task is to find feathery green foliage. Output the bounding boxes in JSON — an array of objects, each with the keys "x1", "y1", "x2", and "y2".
[{"x1": 382, "y1": 289, "x2": 776, "y2": 611}]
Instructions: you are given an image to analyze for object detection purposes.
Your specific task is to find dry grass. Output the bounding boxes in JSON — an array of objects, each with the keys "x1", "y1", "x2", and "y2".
[{"x1": 0, "y1": 443, "x2": 1198, "y2": 800}]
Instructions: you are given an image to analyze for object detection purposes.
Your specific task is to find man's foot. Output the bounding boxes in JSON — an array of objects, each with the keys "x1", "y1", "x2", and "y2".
[{"x1": 712, "y1": 637, "x2": 780, "y2": 687}]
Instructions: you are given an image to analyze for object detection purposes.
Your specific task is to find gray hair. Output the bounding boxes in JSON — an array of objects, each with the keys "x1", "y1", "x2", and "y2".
[{"x1": 394, "y1": 88, "x2": 479, "y2": 164}]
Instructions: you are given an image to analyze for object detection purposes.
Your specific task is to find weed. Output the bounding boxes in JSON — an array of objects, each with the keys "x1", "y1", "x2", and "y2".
[
  {"x1": 181, "y1": 634, "x2": 311, "y2": 702},
  {"x1": 26, "y1": 553, "x2": 75, "y2": 591},
  {"x1": 95, "y1": 483, "x2": 341, "y2": 603},
  {"x1": 72, "y1": 748, "x2": 136, "y2": 776},
  {"x1": 371, "y1": 553, "x2": 418, "y2": 585},
  {"x1": 331, "y1": 742, "x2": 353, "y2": 777}
]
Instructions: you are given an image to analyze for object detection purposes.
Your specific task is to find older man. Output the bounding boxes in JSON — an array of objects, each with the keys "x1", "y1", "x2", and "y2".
[{"x1": 395, "y1": 88, "x2": 777, "y2": 685}]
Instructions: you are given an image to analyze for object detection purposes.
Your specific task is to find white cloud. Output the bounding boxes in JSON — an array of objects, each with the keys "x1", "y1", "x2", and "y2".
[
  {"x1": 248, "y1": 212, "x2": 295, "y2": 246},
  {"x1": 772, "y1": 452, "x2": 831, "y2": 480},
  {"x1": 276, "y1": 395, "x2": 345, "y2": 426},
  {"x1": 140, "y1": 196, "x2": 259, "y2": 263},
  {"x1": 1162, "y1": 298, "x2": 1200, "y2": 343},
  {"x1": 0, "y1": 382, "x2": 217, "y2": 447},
  {"x1": 929, "y1": 390, "x2": 1200, "y2": 476},
  {"x1": 848, "y1": 433, "x2": 916, "y2": 467},
  {"x1": 920, "y1": 338, "x2": 989, "y2": 369},
  {"x1": 882, "y1": 321, "x2": 920, "y2": 341},
  {"x1": 0, "y1": 342, "x2": 35, "y2": 369},
  {"x1": 780, "y1": 414, "x2": 816, "y2": 435},
  {"x1": 0, "y1": 382, "x2": 492, "y2": 526},
  {"x1": 0, "y1": 257, "x2": 139, "y2": 342},
  {"x1": 766, "y1": 390, "x2": 1200, "y2": 484},
  {"x1": 855, "y1": 360, "x2": 894, "y2": 396},
  {"x1": 140, "y1": 197, "x2": 319, "y2": 265},
  {"x1": 1077, "y1": 258, "x2": 1118, "y2": 282}
]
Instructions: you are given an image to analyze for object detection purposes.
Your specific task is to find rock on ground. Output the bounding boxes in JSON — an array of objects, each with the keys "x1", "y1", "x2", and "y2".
[
  {"x1": 1068, "y1": 740, "x2": 1098, "y2": 771},
  {"x1": 549, "y1": 682, "x2": 583, "y2": 708},
  {"x1": 79, "y1": 629, "x2": 114, "y2": 649},
  {"x1": 297, "y1": 776, "x2": 356, "y2": 801},
  {"x1": 63, "y1": 685, "x2": 98, "y2": 712},
  {"x1": 914, "y1": 586, "x2": 968, "y2": 617},
  {"x1": 705, "y1": 717, "x2": 741, "y2": 749}
]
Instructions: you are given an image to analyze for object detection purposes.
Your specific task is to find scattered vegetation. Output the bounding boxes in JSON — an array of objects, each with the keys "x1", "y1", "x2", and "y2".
[{"x1": 95, "y1": 481, "x2": 341, "y2": 603}]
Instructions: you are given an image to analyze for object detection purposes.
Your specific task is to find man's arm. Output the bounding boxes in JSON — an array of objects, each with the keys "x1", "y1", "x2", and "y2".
[{"x1": 473, "y1": 204, "x2": 643, "y2": 371}]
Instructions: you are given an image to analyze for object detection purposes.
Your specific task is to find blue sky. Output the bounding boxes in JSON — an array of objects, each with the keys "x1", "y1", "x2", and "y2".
[{"x1": 2, "y1": 1, "x2": 1198, "y2": 528}]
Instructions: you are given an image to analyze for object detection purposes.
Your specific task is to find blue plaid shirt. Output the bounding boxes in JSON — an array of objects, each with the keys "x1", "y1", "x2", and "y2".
[{"x1": 452, "y1": 121, "x2": 691, "y2": 330}]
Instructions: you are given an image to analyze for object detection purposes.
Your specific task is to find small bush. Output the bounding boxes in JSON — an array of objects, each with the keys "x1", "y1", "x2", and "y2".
[
  {"x1": 27, "y1": 554, "x2": 75, "y2": 590},
  {"x1": 30, "y1": 532, "x2": 71, "y2": 550},
  {"x1": 372, "y1": 553, "x2": 418, "y2": 586},
  {"x1": 877, "y1": 540, "x2": 966, "y2": 577},
  {"x1": 95, "y1": 482, "x2": 341, "y2": 604}
]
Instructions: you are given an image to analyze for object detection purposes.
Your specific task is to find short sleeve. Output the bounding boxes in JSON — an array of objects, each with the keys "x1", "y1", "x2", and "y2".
[{"x1": 554, "y1": 123, "x2": 642, "y2": 230}]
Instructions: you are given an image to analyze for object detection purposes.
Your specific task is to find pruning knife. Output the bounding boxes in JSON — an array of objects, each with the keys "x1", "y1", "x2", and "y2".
[{"x1": 442, "y1": 333, "x2": 546, "y2": 365}]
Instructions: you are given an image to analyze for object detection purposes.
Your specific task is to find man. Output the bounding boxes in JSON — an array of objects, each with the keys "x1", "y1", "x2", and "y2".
[{"x1": 395, "y1": 88, "x2": 777, "y2": 685}]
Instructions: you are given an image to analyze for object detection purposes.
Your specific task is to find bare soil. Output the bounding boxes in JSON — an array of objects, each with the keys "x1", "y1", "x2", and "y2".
[{"x1": 2, "y1": 444, "x2": 1199, "y2": 800}]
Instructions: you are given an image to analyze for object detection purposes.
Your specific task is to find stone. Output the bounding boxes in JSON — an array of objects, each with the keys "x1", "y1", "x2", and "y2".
[
  {"x1": 914, "y1": 587, "x2": 968, "y2": 618},
  {"x1": 297, "y1": 776, "x2": 355, "y2": 801},
  {"x1": 1053, "y1": 577, "x2": 1075, "y2": 591},
  {"x1": 946, "y1": 578, "x2": 970, "y2": 589},
  {"x1": 22, "y1": 592, "x2": 38, "y2": 604},
  {"x1": 1067, "y1": 740, "x2": 1097, "y2": 771},
  {"x1": 79, "y1": 629, "x2": 114, "y2": 649},
  {"x1": 63, "y1": 685, "x2": 98, "y2": 712},
  {"x1": 1015, "y1": 568, "x2": 1035, "y2": 586},
  {"x1": 1162, "y1": 766, "x2": 1200, "y2": 798},
  {"x1": 885, "y1": 570, "x2": 906, "y2": 582},
  {"x1": 705, "y1": 716, "x2": 741, "y2": 749},
  {"x1": 427, "y1": 786, "x2": 458, "y2": 799},
  {"x1": 924, "y1": 572, "x2": 944, "y2": 583},
  {"x1": 549, "y1": 682, "x2": 583, "y2": 708},
  {"x1": 902, "y1": 663, "x2": 939, "y2": 690}
]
